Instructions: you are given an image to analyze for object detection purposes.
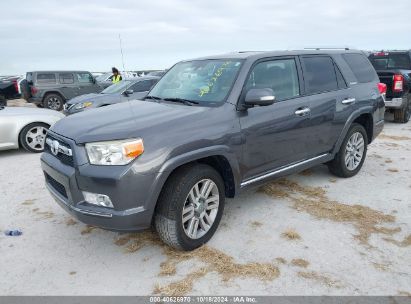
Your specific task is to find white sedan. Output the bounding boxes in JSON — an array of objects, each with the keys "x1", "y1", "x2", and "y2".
[{"x1": 0, "y1": 106, "x2": 64, "y2": 153}]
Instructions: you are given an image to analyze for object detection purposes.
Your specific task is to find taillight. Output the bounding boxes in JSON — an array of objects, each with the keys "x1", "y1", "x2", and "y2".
[
  {"x1": 378, "y1": 83, "x2": 387, "y2": 95},
  {"x1": 31, "y1": 86, "x2": 38, "y2": 95},
  {"x1": 393, "y1": 74, "x2": 404, "y2": 92},
  {"x1": 13, "y1": 80, "x2": 19, "y2": 93}
]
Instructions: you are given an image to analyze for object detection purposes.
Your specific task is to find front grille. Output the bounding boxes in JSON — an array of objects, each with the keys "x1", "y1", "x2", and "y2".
[
  {"x1": 44, "y1": 135, "x2": 74, "y2": 167},
  {"x1": 45, "y1": 173, "x2": 67, "y2": 198}
]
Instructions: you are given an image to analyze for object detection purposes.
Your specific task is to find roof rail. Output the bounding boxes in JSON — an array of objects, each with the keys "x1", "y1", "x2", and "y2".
[{"x1": 304, "y1": 47, "x2": 350, "y2": 51}]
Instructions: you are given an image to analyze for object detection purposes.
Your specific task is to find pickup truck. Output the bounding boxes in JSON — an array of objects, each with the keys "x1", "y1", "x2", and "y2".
[
  {"x1": 368, "y1": 50, "x2": 411, "y2": 123},
  {"x1": 0, "y1": 76, "x2": 22, "y2": 106}
]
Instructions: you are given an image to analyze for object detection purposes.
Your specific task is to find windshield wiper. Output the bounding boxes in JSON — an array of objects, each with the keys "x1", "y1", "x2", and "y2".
[
  {"x1": 145, "y1": 95, "x2": 162, "y2": 101},
  {"x1": 162, "y1": 97, "x2": 199, "y2": 106}
]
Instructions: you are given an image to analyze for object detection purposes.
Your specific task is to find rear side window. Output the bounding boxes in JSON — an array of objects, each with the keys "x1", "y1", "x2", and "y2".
[
  {"x1": 59, "y1": 73, "x2": 74, "y2": 84},
  {"x1": 36, "y1": 73, "x2": 56, "y2": 84},
  {"x1": 245, "y1": 58, "x2": 300, "y2": 101},
  {"x1": 130, "y1": 80, "x2": 153, "y2": 92},
  {"x1": 342, "y1": 54, "x2": 376, "y2": 83},
  {"x1": 77, "y1": 73, "x2": 93, "y2": 83},
  {"x1": 301, "y1": 56, "x2": 338, "y2": 94}
]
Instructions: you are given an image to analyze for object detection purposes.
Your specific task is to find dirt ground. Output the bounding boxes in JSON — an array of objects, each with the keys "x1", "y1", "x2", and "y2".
[{"x1": 0, "y1": 103, "x2": 410, "y2": 296}]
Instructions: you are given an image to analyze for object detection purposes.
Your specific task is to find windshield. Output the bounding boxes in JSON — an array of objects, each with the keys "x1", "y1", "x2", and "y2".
[
  {"x1": 148, "y1": 59, "x2": 243, "y2": 105},
  {"x1": 101, "y1": 80, "x2": 131, "y2": 94},
  {"x1": 95, "y1": 73, "x2": 111, "y2": 82},
  {"x1": 369, "y1": 53, "x2": 411, "y2": 70}
]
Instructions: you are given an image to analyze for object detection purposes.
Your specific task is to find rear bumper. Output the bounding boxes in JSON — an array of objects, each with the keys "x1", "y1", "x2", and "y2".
[
  {"x1": 373, "y1": 119, "x2": 384, "y2": 141},
  {"x1": 41, "y1": 151, "x2": 158, "y2": 232},
  {"x1": 384, "y1": 97, "x2": 406, "y2": 109}
]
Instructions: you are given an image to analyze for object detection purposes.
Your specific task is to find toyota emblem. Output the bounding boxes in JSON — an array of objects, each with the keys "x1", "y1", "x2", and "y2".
[{"x1": 51, "y1": 140, "x2": 60, "y2": 156}]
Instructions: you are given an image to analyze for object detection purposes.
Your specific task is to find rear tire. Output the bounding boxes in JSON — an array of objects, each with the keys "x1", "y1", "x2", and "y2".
[
  {"x1": 154, "y1": 164, "x2": 225, "y2": 251},
  {"x1": 393, "y1": 103, "x2": 410, "y2": 123},
  {"x1": 328, "y1": 123, "x2": 368, "y2": 178},
  {"x1": 43, "y1": 93, "x2": 64, "y2": 111},
  {"x1": 19, "y1": 122, "x2": 49, "y2": 153}
]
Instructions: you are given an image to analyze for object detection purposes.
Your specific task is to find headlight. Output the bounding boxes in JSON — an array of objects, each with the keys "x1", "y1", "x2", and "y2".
[
  {"x1": 74, "y1": 102, "x2": 93, "y2": 110},
  {"x1": 85, "y1": 138, "x2": 144, "y2": 165}
]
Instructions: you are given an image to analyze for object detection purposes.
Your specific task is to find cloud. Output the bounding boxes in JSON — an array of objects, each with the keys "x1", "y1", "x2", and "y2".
[{"x1": 0, "y1": 0, "x2": 409, "y2": 74}]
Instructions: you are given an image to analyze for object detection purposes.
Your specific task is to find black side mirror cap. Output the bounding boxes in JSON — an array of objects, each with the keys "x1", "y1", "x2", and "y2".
[{"x1": 244, "y1": 88, "x2": 275, "y2": 107}]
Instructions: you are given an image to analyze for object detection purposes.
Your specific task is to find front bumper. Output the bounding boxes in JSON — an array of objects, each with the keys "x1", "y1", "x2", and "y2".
[
  {"x1": 41, "y1": 141, "x2": 158, "y2": 231},
  {"x1": 384, "y1": 97, "x2": 406, "y2": 109}
]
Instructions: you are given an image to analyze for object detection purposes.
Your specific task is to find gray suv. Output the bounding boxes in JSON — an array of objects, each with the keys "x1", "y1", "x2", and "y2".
[
  {"x1": 23, "y1": 71, "x2": 103, "y2": 111},
  {"x1": 41, "y1": 50, "x2": 385, "y2": 251}
]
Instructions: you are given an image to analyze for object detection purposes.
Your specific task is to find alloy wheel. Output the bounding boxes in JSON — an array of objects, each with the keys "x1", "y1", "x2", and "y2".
[
  {"x1": 182, "y1": 179, "x2": 219, "y2": 239},
  {"x1": 47, "y1": 97, "x2": 61, "y2": 110},
  {"x1": 344, "y1": 131, "x2": 365, "y2": 171},
  {"x1": 25, "y1": 126, "x2": 47, "y2": 151}
]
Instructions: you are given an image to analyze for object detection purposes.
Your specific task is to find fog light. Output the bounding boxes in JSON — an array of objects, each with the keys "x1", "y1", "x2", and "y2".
[{"x1": 83, "y1": 191, "x2": 114, "y2": 208}]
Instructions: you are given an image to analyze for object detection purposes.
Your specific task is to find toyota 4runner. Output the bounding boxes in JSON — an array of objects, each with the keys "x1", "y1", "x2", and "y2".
[{"x1": 41, "y1": 50, "x2": 385, "y2": 250}]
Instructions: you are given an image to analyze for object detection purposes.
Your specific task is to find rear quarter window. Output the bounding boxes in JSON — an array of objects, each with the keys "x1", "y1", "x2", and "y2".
[
  {"x1": 342, "y1": 54, "x2": 377, "y2": 83},
  {"x1": 301, "y1": 56, "x2": 338, "y2": 94},
  {"x1": 36, "y1": 73, "x2": 56, "y2": 84},
  {"x1": 59, "y1": 73, "x2": 74, "y2": 84}
]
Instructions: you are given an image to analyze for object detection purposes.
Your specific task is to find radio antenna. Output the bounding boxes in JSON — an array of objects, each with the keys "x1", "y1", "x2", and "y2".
[{"x1": 118, "y1": 34, "x2": 126, "y2": 73}]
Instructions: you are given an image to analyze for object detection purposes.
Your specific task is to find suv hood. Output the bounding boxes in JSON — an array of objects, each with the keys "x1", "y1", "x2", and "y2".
[
  {"x1": 51, "y1": 100, "x2": 211, "y2": 144},
  {"x1": 66, "y1": 93, "x2": 109, "y2": 105}
]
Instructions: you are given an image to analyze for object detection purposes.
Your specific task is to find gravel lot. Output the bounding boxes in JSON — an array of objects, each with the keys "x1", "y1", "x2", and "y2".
[{"x1": 0, "y1": 102, "x2": 410, "y2": 296}]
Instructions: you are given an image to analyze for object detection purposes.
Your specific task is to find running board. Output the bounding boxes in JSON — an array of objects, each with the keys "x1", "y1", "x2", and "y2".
[{"x1": 240, "y1": 153, "x2": 331, "y2": 188}]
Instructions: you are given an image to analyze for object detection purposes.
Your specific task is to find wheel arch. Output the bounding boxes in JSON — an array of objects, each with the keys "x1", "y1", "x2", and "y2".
[
  {"x1": 42, "y1": 91, "x2": 66, "y2": 103},
  {"x1": 332, "y1": 108, "x2": 374, "y2": 154},
  {"x1": 17, "y1": 121, "x2": 50, "y2": 148}
]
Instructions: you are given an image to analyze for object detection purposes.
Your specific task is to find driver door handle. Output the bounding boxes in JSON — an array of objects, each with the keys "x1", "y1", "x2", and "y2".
[
  {"x1": 295, "y1": 107, "x2": 311, "y2": 116},
  {"x1": 342, "y1": 98, "x2": 356, "y2": 105}
]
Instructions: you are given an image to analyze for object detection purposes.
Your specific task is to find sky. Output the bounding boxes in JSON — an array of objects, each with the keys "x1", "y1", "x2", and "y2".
[{"x1": 1, "y1": 0, "x2": 410, "y2": 75}]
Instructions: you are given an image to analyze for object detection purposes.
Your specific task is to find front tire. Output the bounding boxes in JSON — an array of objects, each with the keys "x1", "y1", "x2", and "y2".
[
  {"x1": 328, "y1": 123, "x2": 368, "y2": 178},
  {"x1": 43, "y1": 93, "x2": 64, "y2": 111},
  {"x1": 19, "y1": 122, "x2": 49, "y2": 153},
  {"x1": 154, "y1": 164, "x2": 225, "y2": 251}
]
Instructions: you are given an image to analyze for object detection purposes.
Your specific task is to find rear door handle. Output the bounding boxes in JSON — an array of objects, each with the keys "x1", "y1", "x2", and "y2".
[
  {"x1": 295, "y1": 107, "x2": 311, "y2": 116},
  {"x1": 342, "y1": 98, "x2": 356, "y2": 105}
]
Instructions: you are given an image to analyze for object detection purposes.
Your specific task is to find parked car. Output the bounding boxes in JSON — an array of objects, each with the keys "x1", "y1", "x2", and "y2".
[
  {"x1": 0, "y1": 76, "x2": 23, "y2": 106},
  {"x1": 368, "y1": 50, "x2": 411, "y2": 123},
  {"x1": 64, "y1": 76, "x2": 159, "y2": 115},
  {"x1": 22, "y1": 71, "x2": 104, "y2": 111},
  {"x1": 0, "y1": 106, "x2": 64, "y2": 152},
  {"x1": 95, "y1": 71, "x2": 138, "y2": 89},
  {"x1": 41, "y1": 49, "x2": 385, "y2": 250}
]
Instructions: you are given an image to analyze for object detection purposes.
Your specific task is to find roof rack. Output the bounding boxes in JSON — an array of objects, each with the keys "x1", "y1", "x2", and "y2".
[{"x1": 304, "y1": 47, "x2": 350, "y2": 51}]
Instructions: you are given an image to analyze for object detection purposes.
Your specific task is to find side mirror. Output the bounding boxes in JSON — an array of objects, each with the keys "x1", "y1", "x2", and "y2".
[
  {"x1": 123, "y1": 89, "x2": 134, "y2": 96},
  {"x1": 244, "y1": 88, "x2": 275, "y2": 107}
]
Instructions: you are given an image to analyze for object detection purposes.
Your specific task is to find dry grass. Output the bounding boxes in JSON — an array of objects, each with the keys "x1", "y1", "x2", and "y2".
[
  {"x1": 32, "y1": 208, "x2": 39, "y2": 212},
  {"x1": 69, "y1": 271, "x2": 77, "y2": 275},
  {"x1": 291, "y1": 258, "x2": 309, "y2": 268},
  {"x1": 385, "y1": 159, "x2": 393, "y2": 164},
  {"x1": 35, "y1": 211, "x2": 54, "y2": 219},
  {"x1": 383, "y1": 234, "x2": 411, "y2": 247},
  {"x1": 22, "y1": 199, "x2": 36, "y2": 205},
  {"x1": 260, "y1": 179, "x2": 399, "y2": 246},
  {"x1": 378, "y1": 134, "x2": 411, "y2": 141},
  {"x1": 372, "y1": 262, "x2": 390, "y2": 272},
  {"x1": 398, "y1": 291, "x2": 411, "y2": 296},
  {"x1": 387, "y1": 168, "x2": 399, "y2": 173},
  {"x1": 66, "y1": 218, "x2": 77, "y2": 226},
  {"x1": 299, "y1": 169, "x2": 313, "y2": 176},
  {"x1": 329, "y1": 178, "x2": 337, "y2": 183},
  {"x1": 113, "y1": 230, "x2": 280, "y2": 296},
  {"x1": 250, "y1": 221, "x2": 263, "y2": 228},
  {"x1": 297, "y1": 271, "x2": 342, "y2": 288},
  {"x1": 80, "y1": 225, "x2": 98, "y2": 235},
  {"x1": 275, "y1": 257, "x2": 287, "y2": 264},
  {"x1": 281, "y1": 229, "x2": 301, "y2": 240}
]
